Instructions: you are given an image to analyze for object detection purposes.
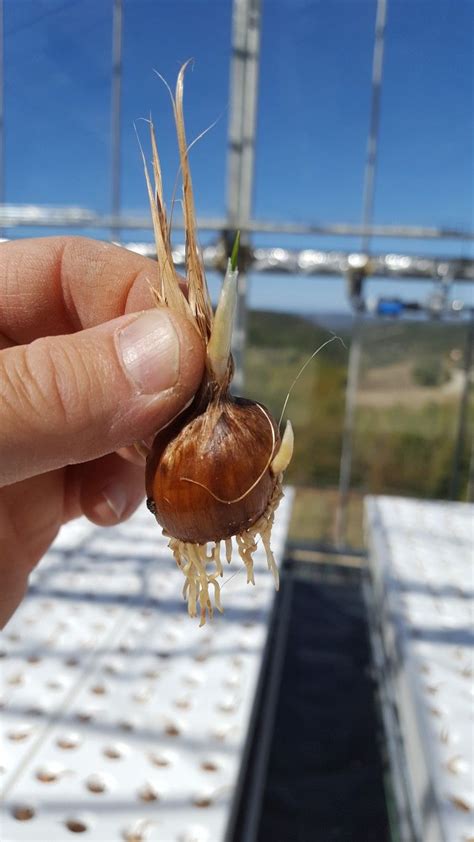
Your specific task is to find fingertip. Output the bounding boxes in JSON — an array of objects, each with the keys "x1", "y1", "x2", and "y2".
[{"x1": 76, "y1": 454, "x2": 145, "y2": 528}]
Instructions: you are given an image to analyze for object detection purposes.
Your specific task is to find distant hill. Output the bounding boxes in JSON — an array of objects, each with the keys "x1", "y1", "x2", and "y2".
[
  {"x1": 308, "y1": 311, "x2": 355, "y2": 333},
  {"x1": 248, "y1": 308, "x2": 469, "y2": 369},
  {"x1": 247, "y1": 309, "x2": 349, "y2": 361}
]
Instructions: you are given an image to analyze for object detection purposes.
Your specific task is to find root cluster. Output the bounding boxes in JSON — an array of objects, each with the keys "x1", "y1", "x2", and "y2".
[{"x1": 166, "y1": 478, "x2": 284, "y2": 625}]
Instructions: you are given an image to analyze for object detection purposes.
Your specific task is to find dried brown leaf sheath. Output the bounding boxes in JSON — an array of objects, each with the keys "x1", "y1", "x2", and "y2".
[{"x1": 142, "y1": 63, "x2": 294, "y2": 624}]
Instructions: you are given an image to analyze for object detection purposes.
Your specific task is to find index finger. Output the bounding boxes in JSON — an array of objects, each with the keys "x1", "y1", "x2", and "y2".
[{"x1": 0, "y1": 236, "x2": 158, "y2": 345}]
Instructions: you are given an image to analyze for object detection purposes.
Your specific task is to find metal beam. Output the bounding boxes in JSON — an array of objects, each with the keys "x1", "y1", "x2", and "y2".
[
  {"x1": 334, "y1": 323, "x2": 362, "y2": 548},
  {"x1": 0, "y1": 204, "x2": 472, "y2": 241},
  {"x1": 336, "y1": 0, "x2": 388, "y2": 546},
  {"x1": 122, "y1": 243, "x2": 474, "y2": 282},
  {"x1": 361, "y1": 0, "x2": 388, "y2": 253},
  {"x1": 227, "y1": 0, "x2": 261, "y2": 229},
  {"x1": 3, "y1": 233, "x2": 471, "y2": 282},
  {"x1": 226, "y1": 0, "x2": 262, "y2": 388}
]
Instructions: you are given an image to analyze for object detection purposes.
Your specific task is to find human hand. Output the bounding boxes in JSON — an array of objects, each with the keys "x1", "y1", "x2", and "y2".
[{"x1": 0, "y1": 237, "x2": 205, "y2": 627}]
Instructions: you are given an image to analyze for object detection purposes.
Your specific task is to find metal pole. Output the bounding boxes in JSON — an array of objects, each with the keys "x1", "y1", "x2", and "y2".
[
  {"x1": 335, "y1": 0, "x2": 388, "y2": 545},
  {"x1": 0, "y1": 0, "x2": 5, "y2": 239},
  {"x1": 449, "y1": 311, "x2": 474, "y2": 500},
  {"x1": 0, "y1": 205, "x2": 472, "y2": 242},
  {"x1": 361, "y1": 0, "x2": 387, "y2": 254},
  {"x1": 110, "y1": 0, "x2": 123, "y2": 241},
  {"x1": 335, "y1": 323, "x2": 362, "y2": 547},
  {"x1": 226, "y1": 0, "x2": 262, "y2": 389}
]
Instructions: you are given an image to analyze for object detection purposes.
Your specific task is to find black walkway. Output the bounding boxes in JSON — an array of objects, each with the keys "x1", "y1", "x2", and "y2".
[{"x1": 231, "y1": 559, "x2": 391, "y2": 842}]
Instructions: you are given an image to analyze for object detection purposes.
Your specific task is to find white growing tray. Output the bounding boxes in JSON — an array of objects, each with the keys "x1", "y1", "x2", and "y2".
[
  {"x1": 365, "y1": 496, "x2": 474, "y2": 842},
  {"x1": 0, "y1": 489, "x2": 294, "y2": 842}
]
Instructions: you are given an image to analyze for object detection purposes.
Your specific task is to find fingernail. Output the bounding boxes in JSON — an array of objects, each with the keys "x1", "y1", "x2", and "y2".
[
  {"x1": 91, "y1": 483, "x2": 128, "y2": 523},
  {"x1": 118, "y1": 310, "x2": 180, "y2": 395},
  {"x1": 102, "y1": 484, "x2": 128, "y2": 519}
]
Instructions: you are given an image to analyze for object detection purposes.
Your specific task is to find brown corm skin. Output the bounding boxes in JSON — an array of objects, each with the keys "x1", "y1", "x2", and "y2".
[{"x1": 146, "y1": 397, "x2": 280, "y2": 544}]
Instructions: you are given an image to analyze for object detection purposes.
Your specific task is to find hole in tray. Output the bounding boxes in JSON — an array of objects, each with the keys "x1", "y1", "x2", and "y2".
[
  {"x1": 118, "y1": 720, "x2": 135, "y2": 732},
  {"x1": 132, "y1": 688, "x2": 152, "y2": 704},
  {"x1": 200, "y1": 760, "x2": 218, "y2": 772},
  {"x1": 193, "y1": 652, "x2": 208, "y2": 663},
  {"x1": 7, "y1": 672, "x2": 24, "y2": 686},
  {"x1": 217, "y1": 699, "x2": 236, "y2": 714},
  {"x1": 76, "y1": 710, "x2": 96, "y2": 723},
  {"x1": 103, "y1": 742, "x2": 128, "y2": 760},
  {"x1": 90, "y1": 684, "x2": 107, "y2": 696},
  {"x1": 65, "y1": 657, "x2": 80, "y2": 668},
  {"x1": 26, "y1": 654, "x2": 41, "y2": 664},
  {"x1": 103, "y1": 661, "x2": 122, "y2": 676},
  {"x1": 138, "y1": 783, "x2": 160, "y2": 803},
  {"x1": 164, "y1": 722, "x2": 181, "y2": 737},
  {"x1": 182, "y1": 671, "x2": 203, "y2": 687},
  {"x1": 11, "y1": 804, "x2": 36, "y2": 821},
  {"x1": 174, "y1": 697, "x2": 191, "y2": 710},
  {"x1": 86, "y1": 773, "x2": 109, "y2": 794},
  {"x1": 8, "y1": 724, "x2": 33, "y2": 741},
  {"x1": 35, "y1": 764, "x2": 65, "y2": 783},
  {"x1": 57, "y1": 733, "x2": 81, "y2": 750},
  {"x1": 143, "y1": 668, "x2": 160, "y2": 680},
  {"x1": 26, "y1": 706, "x2": 44, "y2": 717},
  {"x1": 122, "y1": 822, "x2": 149, "y2": 842},
  {"x1": 148, "y1": 751, "x2": 173, "y2": 768},
  {"x1": 212, "y1": 724, "x2": 231, "y2": 742},
  {"x1": 65, "y1": 818, "x2": 89, "y2": 833},
  {"x1": 449, "y1": 795, "x2": 472, "y2": 813},
  {"x1": 193, "y1": 795, "x2": 213, "y2": 808},
  {"x1": 47, "y1": 678, "x2": 67, "y2": 691}
]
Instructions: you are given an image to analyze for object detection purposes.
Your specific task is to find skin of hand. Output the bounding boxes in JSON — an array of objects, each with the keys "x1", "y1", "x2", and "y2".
[{"x1": 0, "y1": 237, "x2": 205, "y2": 627}]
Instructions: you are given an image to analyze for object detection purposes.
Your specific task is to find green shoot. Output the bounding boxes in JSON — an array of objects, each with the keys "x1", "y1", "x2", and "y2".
[{"x1": 230, "y1": 230, "x2": 241, "y2": 272}]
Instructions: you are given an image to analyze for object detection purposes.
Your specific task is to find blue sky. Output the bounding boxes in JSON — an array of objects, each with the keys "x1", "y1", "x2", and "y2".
[{"x1": 3, "y1": 0, "x2": 473, "y2": 313}]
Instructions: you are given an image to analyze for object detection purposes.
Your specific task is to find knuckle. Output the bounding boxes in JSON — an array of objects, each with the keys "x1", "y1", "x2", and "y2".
[
  {"x1": 1, "y1": 345, "x2": 45, "y2": 428},
  {"x1": 39, "y1": 338, "x2": 94, "y2": 429},
  {"x1": 1, "y1": 338, "x2": 93, "y2": 431}
]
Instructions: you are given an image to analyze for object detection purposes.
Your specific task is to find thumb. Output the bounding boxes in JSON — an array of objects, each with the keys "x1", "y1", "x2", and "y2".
[{"x1": 0, "y1": 308, "x2": 204, "y2": 486}]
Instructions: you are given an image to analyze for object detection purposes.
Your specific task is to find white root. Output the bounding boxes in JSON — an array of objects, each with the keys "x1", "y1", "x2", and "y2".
[
  {"x1": 167, "y1": 478, "x2": 284, "y2": 625},
  {"x1": 271, "y1": 420, "x2": 294, "y2": 475}
]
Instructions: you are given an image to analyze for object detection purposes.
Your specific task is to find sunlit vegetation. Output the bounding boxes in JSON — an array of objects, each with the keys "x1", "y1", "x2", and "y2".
[{"x1": 244, "y1": 310, "x2": 472, "y2": 545}]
